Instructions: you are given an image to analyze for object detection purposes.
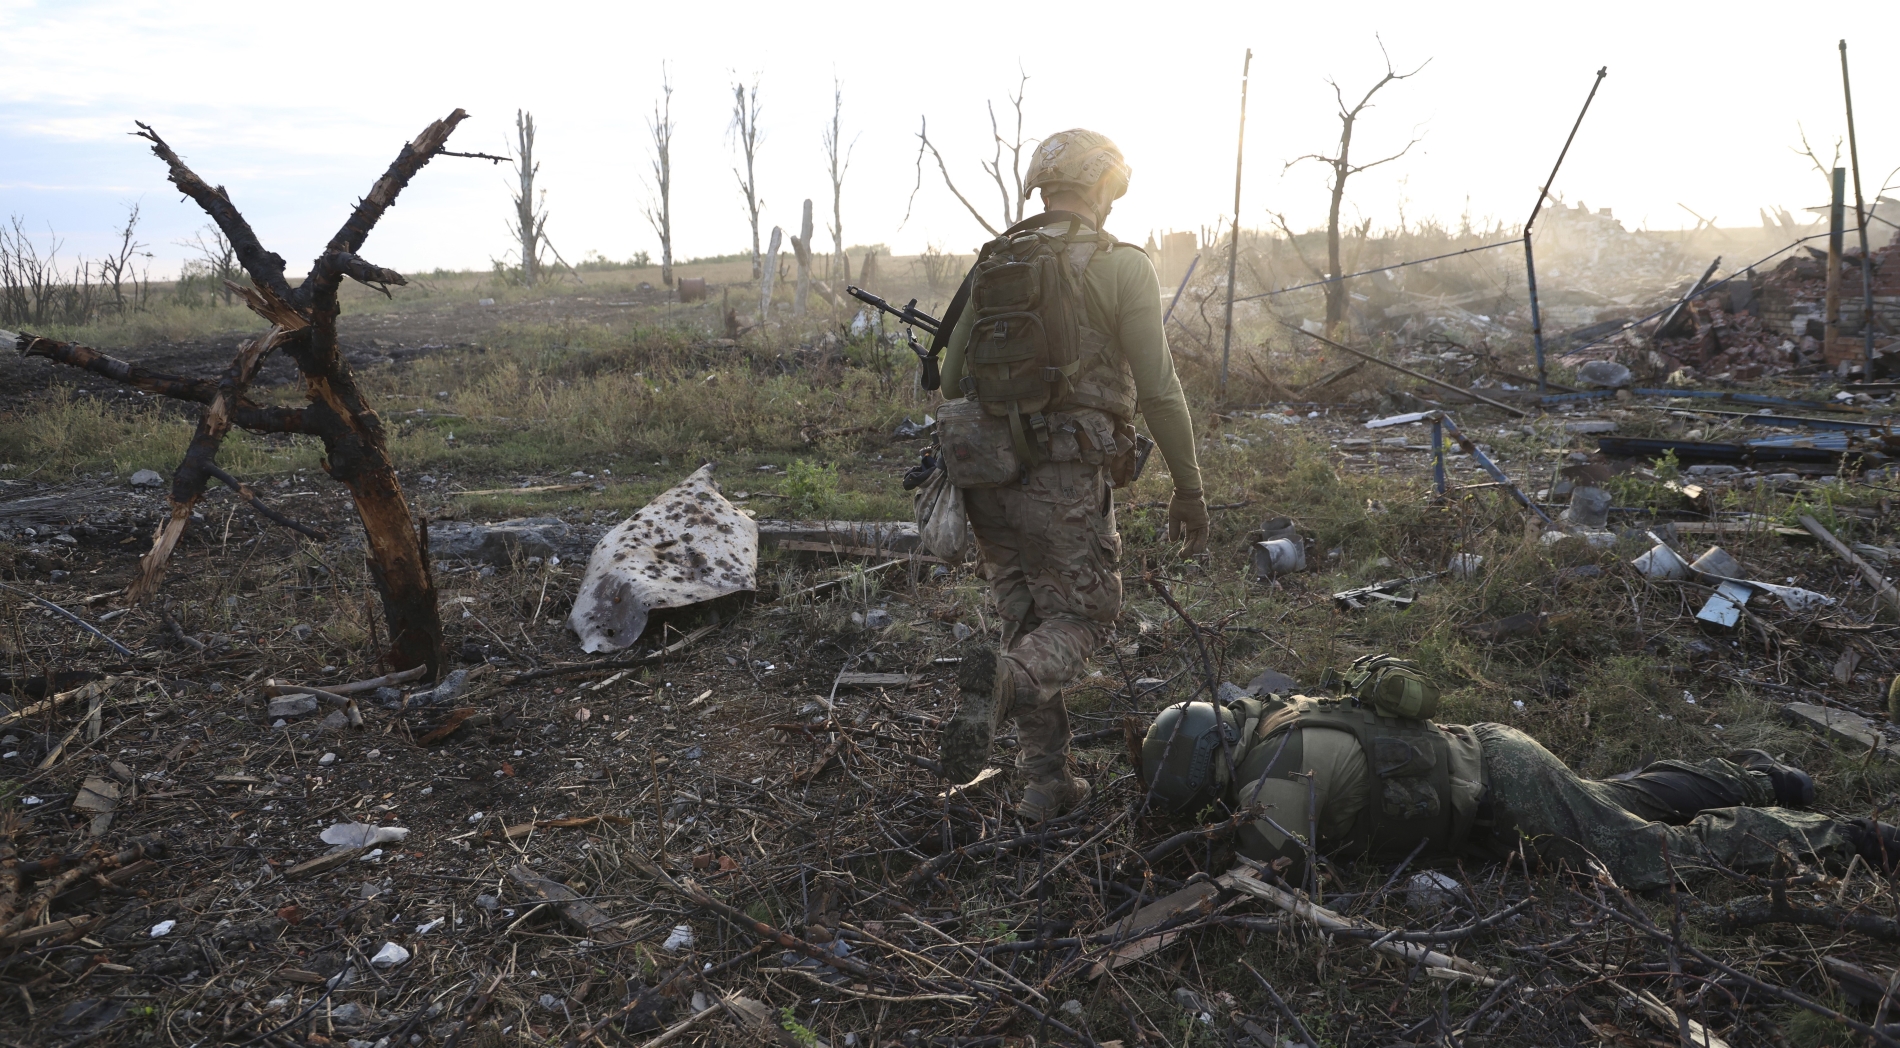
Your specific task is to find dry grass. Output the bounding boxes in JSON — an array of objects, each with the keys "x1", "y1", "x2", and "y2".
[{"x1": 0, "y1": 264, "x2": 1896, "y2": 1048}]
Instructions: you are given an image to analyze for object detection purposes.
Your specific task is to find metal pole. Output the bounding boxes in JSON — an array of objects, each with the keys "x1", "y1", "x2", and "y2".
[
  {"x1": 1825, "y1": 167, "x2": 1844, "y2": 363},
  {"x1": 1525, "y1": 66, "x2": 1608, "y2": 395},
  {"x1": 1163, "y1": 253, "x2": 1200, "y2": 325},
  {"x1": 1840, "y1": 40, "x2": 1876, "y2": 377},
  {"x1": 1218, "y1": 48, "x2": 1252, "y2": 405}
]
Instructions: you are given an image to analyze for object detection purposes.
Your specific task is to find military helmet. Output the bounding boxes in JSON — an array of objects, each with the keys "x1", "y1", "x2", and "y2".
[
  {"x1": 1023, "y1": 129, "x2": 1131, "y2": 202},
  {"x1": 1140, "y1": 701, "x2": 1241, "y2": 815}
]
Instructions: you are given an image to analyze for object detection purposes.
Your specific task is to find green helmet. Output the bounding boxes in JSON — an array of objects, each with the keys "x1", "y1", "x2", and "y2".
[
  {"x1": 1024, "y1": 129, "x2": 1132, "y2": 202},
  {"x1": 1140, "y1": 701, "x2": 1241, "y2": 815}
]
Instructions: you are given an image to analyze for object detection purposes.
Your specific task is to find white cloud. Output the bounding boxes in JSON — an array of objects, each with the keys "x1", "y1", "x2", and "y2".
[{"x1": 1, "y1": 0, "x2": 1893, "y2": 278}]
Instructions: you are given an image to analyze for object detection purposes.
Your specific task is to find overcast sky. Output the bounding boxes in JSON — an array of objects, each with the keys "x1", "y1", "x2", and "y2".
[{"x1": 1, "y1": 0, "x2": 1894, "y2": 280}]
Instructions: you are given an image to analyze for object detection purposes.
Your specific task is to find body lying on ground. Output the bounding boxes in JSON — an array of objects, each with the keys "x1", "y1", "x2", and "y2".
[{"x1": 1140, "y1": 688, "x2": 1897, "y2": 890}]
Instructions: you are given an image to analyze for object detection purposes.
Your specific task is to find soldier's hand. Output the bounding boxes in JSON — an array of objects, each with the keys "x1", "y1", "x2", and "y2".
[{"x1": 1166, "y1": 488, "x2": 1210, "y2": 556}]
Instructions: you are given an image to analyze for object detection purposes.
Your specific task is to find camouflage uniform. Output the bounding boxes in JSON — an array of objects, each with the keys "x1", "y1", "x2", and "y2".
[
  {"x1": 1470, "y1": 724, "x2": 1858, "y2": 890},
  {"x1": 961, "y1": 444, "x2": 1121, "y2": 781},
  {"x1": 1230, "y1": 718, "x2": 1857, "y2": 890}
]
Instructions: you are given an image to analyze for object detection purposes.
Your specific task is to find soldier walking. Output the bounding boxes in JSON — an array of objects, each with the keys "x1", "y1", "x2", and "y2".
[{"x1": 931, "y1": 129, "x2": 1208, "y2": 819}]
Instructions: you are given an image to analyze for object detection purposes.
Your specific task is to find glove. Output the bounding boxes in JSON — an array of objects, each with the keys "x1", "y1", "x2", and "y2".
[{"x1": 1166, "y1": 489, "x2": 1210, "y2": 556}]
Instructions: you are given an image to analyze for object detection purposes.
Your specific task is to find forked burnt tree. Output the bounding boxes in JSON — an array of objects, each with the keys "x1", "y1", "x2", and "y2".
[{"x1": 1, "y1": 110, "x2": 496, "y2": 678}]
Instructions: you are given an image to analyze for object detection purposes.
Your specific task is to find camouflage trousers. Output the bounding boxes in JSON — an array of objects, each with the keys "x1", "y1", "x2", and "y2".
[
  {"x1": 964, "y1": 457, "x2": 1122, "y2": 781},
  {"x1": 1472, "y1": 724, "x2": 1859, "y2": 890}
]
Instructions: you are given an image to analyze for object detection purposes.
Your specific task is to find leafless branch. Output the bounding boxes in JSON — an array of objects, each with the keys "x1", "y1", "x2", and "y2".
[
  {"x1": 729, "y1": 75, "x2": 765, "y2": 279},
  {"x1": 642, "y1": 65, "x2": 675, "y2": 286},
  {"x1": 906, "y1": 118, "x2": 998, "y2": 238}
]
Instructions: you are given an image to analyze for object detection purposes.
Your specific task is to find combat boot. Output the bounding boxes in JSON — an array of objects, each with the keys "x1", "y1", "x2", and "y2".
[
  {"x1": 1732, "y1": 749, "x2": 1816, "y2": 806},
  {"x1": 1017, "y1": 774, "x2": 1091, "y2": 823},
  {"x1": 1846, "y1": 818, "x2": 1900, "y2": 873},
  {"x1": 940, "y1": 643, "x2": 1015, "y2": 784}
]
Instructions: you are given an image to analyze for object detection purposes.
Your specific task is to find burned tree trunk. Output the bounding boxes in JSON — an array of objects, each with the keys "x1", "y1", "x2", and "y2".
[{"x1": 6, "y1": 111, "x2": 485, "y2": 679}]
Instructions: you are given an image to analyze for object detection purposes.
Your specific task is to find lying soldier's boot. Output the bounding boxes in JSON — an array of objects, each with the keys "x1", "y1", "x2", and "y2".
[
  {"x1": 1017, "y1": 775, "x2": 1091, "y2": 823},
  {"x1": 1732, "y1": 749, "x2": 1816, "y2": 806},
  {"x1": 1846, "y1": 818, "x2": 1900, "y2": 873},
  {"x1": 941, "y1": 644, "x2": 1012, "y2": 784}
]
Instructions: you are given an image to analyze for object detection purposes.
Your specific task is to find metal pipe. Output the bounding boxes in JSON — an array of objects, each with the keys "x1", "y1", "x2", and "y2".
[
  {"x1": 1218, "y1": 48, "x2": 1252, "y2": 404},
  {"x1": 1163, "y1": 253, "x2": 1200, "y2": 325},
  {"x1": 1826, "y1": 167, "x2": 1845, "y2": 361},
  {"x1": 1525, "y1": 237, "x2": 1547, "y2": 394},
  {"x1": 1839, "y1": 40, "x2": 1877, "y2": 375},
  {"x1": 1525, "y1": 66, "x2": 1609, "y2": 394},
  {"x1": 1431, "y1": 417, "x2": 1447, "y2": 494}
]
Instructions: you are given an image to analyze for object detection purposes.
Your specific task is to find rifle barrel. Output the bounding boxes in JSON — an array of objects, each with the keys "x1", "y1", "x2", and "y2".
[{"x1": 845, "y1": 286, "x2": 941, "y2": 335}]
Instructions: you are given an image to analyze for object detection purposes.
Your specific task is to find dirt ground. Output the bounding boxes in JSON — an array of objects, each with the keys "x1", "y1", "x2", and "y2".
[{"x1": 3, "y1": 275, "x2": 1899, "y2": 1048}]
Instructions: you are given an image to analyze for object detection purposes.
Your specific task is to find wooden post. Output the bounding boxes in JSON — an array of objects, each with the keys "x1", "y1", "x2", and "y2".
[
  {"x1": 792, "y1": 200, "x2": 813, "y2": 318},
  {"x1": 1826, "y1": 166, "x2": 1845, "y2": 362},
  {"x1": 758, "y1": 226, "x2": 782, "y2": 322},
  {"x1": 1799, "y1": 514, "x2": 1900, "y2": 619}
]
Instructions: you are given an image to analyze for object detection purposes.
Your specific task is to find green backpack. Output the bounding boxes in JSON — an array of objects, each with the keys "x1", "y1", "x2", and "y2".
[
  {"x1": 963, "y1": 212, "x2": 1106, "y2": 467},
  {"x1": 1342, "y1": 653, "x2": 1440, "y2": 720}
]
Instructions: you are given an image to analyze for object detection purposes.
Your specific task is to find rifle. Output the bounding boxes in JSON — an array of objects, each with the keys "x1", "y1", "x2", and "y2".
[
  {"x1": 1330, "y1": 573, "x2": 1443, "y2": 612},
  {"x1": 847, "y1": 285, "x2": 944, "y2": 390}
]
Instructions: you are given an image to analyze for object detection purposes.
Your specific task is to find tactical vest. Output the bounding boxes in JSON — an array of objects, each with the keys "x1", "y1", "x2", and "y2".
[
  {"x1": 960, "y1": 213, "x2": 1139, "y2": 465},
  {"x1": 1233, "y1": 696, "x2": 1465, "y2": 868}
]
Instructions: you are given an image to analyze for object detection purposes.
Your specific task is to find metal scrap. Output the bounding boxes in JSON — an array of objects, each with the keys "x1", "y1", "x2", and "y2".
[{"x1": 568, "y1": 464, "x2": 757, "y2": 653}]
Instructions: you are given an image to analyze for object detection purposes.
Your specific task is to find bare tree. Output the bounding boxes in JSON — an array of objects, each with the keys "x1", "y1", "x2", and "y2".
[
  {"x1": 1282, "y1": 39, "x2": 1428, "y2": 333},
  {"x1": 1793, "y1": 123, "x2": 1844, "y2": 194},
  {"x1": 180, "y1": 224, "x2": 242, "y2": 305},
  {"x1": 9, "y1": 111, "x2": 499, "y2": 676},
  {"x1": 730, "y1": 77, "x2": 765, "y2": 279},
  {"x1": 643, "y1": 66, "x2": 676, "y2": 288},
  {"x1": 98, "y1": 203, "x2": 151, "y2": 313},
  {"x1": 822, "y1": 78, "x2": 856, "y2": 284},
  {"x1": 907, "y1": 70, "x2": 1033, "y2": 238},
  {"x1": 509, "y1": 109, "x2": 548, "y2": 288}
]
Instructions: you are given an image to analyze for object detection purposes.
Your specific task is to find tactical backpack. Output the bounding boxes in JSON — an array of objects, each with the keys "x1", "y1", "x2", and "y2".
[
  {"x1": 962, "y1": 213, "x2": 1110, "y2": 468},
  {"x1": 1342, "y1": 653, "x2": 1440, "y2": 720}
]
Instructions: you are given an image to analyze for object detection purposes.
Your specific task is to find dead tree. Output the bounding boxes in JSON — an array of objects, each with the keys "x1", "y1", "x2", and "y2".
[
  {"x1": 510, "y1": 109, "x2": 548, "y2": 288},
  {"x1": 180, "y1": 225, "x2": 242, "y2": 305},
  {"x1": 98, "y1": 204, "x2": 150, "y2": 314},
  {"x1": 643, "y1": 66, "x2": 676, "y2": 288},
  {"x1": 907, "y1": 70, "x2": 1032, "y2": 238},
  {"x1": 822, "y1": 78, "x2": 855, "y2": 284},
  {"x1": 791, "y1": 200, "x2": 814, "y2": 317},
  {"x1": 730, "y1": 78, "x2": 765, "y2": 280},
  {"x1": 0, "y1": 111, "x2": 501, "y2": 679},
  {"x1": 1282, "y1": 39, "x2": 1428, "y2": 334}
]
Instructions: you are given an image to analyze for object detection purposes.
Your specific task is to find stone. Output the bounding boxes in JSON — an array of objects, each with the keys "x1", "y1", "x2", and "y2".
[
  {"x1": 1562, "y1": 419, "x2": 1617, "y2": 434},
  {"x1": 1575, "y1": 360, "x2": 1632, "y2": 389},
  {"x1": 405, "y1": 668, "x2": 468, "y2": 708},
  {"x1": 1406, "y1": 871, "x2": 1461, "y2": 911},
  {"x1": 130, "y1": 469, "x2": 165, "y2": 488},
  {"x1": 266, "y1": 695, "x2": 319, "y2": 719}
]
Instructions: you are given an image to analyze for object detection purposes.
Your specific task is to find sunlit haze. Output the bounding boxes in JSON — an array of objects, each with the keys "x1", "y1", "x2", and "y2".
[{"x1": 2, "y1": 0, "x2": 1894, "y2": 278}]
